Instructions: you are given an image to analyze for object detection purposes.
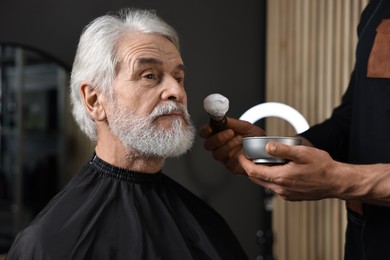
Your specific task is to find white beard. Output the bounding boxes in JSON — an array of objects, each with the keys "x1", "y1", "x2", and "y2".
[{"x1": 108, "y1": 101, "x2": 195, "y2": 159}]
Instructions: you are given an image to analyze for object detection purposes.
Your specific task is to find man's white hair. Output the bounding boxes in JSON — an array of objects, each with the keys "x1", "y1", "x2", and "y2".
[{"x1": 69, "y1": 8, "x2": 179, "y2": 140}]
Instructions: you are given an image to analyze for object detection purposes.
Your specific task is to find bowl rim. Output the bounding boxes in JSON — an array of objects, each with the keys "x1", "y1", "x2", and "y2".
[{"x1": 242, "y1": 136, "x2": 301, "y2": 140}]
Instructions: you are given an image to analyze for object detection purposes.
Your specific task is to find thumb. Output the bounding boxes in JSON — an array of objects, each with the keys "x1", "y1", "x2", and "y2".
[
  {"x1": 266, "y1": 142, "x2": 298, "y2": 161},
  {"x1": 225, "y1": 117, "x2": 266, "y2": 136}
]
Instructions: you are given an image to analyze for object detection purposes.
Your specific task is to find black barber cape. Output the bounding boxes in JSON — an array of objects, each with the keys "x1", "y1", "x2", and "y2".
[{"x1": 6, "y1": 155, "x2": 248, "y2": 260}]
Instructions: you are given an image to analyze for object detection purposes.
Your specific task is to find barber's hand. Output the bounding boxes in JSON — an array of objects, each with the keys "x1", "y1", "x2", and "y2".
[
  {"x1": 239, "y1": 141, "x2": 341, "y2": 201},
  {"x1": 199, "y1": 117, "x2": 266, "y2": 174}
]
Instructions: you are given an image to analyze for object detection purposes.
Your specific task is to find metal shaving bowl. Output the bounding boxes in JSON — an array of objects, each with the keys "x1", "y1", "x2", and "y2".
[{"x1": 242, "y1": 136, "x2": 302, "y2": 164}]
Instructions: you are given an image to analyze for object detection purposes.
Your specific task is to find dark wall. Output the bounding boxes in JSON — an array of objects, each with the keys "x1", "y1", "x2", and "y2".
[{"x1": 0, "y1": 0, "x2": 267, "y2": 258}]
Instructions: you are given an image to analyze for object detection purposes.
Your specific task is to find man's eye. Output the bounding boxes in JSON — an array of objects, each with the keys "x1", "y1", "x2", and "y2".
[
  {"x1": 143, "y1": 73, "x2": 155, "y2": 80},
  {"x1": 175, "y1": 77, "x2": 184, "y2": 83}
]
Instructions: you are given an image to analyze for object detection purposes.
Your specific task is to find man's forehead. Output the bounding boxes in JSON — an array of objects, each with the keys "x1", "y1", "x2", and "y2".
[
  {"x1": 118, "y1": 33, "x2": 184, "y2": 70},
  {"x1": 119, "y1": 33, "x2": 179, "y2": 55}
]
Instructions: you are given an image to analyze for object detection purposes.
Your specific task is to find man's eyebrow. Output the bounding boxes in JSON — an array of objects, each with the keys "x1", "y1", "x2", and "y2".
[{"x1": 176, "y1": 64, "x2": 185, "y2": 72}]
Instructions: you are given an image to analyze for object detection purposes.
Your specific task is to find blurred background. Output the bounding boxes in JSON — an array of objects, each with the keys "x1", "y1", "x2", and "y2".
[{"x1": 0, "y1": 0, "x2": 370, "y2": 260}]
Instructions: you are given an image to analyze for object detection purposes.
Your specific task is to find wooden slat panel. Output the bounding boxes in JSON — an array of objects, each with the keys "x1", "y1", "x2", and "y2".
[{"x1": 265, "y1": 0, "x2": 366, "y2": 259}]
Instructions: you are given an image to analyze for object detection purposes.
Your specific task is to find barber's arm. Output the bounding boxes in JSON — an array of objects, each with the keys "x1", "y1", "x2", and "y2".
[
  {"x1": 200, "y1": 117, "x2": 390, "y2": 206},
  {"x1": 239, "y1": 141, "x2": 390, "y2": 206}
]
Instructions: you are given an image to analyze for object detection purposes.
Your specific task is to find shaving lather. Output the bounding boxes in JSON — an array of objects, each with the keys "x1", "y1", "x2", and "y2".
[{"x1": 203, "y1": 93, "x2": 229, "y2": 133}]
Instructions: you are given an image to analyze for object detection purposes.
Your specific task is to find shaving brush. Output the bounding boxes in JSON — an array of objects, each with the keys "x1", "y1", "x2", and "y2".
[{"x1": 203, "y1": 93, "x2": 229, "y2": 133}]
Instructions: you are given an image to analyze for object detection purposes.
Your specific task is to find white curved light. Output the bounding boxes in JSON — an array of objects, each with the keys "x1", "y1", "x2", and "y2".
[{"x1": 239, "y1": 102, "x2": 309, "y2": 134}]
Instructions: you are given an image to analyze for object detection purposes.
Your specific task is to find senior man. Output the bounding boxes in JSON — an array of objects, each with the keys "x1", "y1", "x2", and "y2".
[{"x1": 6, "y1": 8, "x2": 248, "y2": 260}]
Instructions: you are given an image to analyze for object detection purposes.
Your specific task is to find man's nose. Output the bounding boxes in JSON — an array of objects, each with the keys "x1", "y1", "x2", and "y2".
[{"x1": 160, "y1": 75, "x2": 186, "y2": 102}]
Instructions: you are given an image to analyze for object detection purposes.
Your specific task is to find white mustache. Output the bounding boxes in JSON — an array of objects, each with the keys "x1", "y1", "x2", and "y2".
[{"x1": 150, "y1": 102, "x2": 190, "y2": 122}]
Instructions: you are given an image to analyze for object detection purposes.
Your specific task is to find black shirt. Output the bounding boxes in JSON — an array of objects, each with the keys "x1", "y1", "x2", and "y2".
[{"x1": 300, "y1": 0, "x2": 390, "y2": 259}]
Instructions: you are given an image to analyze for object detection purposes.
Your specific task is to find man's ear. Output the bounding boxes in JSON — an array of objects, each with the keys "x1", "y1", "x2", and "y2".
[{"x1": 80, "y1": 83, "x2": 107, "y2": 121}]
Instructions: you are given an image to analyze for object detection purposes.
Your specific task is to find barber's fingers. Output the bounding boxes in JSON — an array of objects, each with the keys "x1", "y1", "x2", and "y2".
[
  {"x1": 239, "y1": 156, "x2": 284, "y2": 194},
  {"x1": 265, "y1": 142, "x2": 306, "y2": 163},
  {"x1": 249, "y1": 176, "x2": 303, "y2": 201},
  {"x1": 239, "y1": 154, "x2": 297, "y2": 200},
  {"x1": 238, "y1": 152, "x2": 298, "y2": 183},
  {"x1": 198, "y1": 124, "x2": 212, "y2": 138},
  {"x1": 198, "y1": 117, "x2": 242, "y2": 139},
  {"x1": 238, "y1": 154, "x2": 275, "y2": 180},
  {"x1": 209, "y1": 134, "x2": 242, "y2": 162},
  {"x1": 248, "y1": 176, "x2": 274, "y2": 191},
  {"x1": 199, "y1": 117, "x2": 266, "y2": 140},
  {"x1": 223, "y1": 149, "x2": 246, "y2": 175},
  {"x1": 225, "y1": 117, "x2": 266, "y2": 136},
  {"x1": 202, "y1": 129, "x2": 236, "y2": 151},
  {"x1": 248, "y1": 177, "x2": 291, "y2": 199}
]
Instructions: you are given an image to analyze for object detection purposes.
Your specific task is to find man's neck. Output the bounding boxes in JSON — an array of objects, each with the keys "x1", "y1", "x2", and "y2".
[{"x1": 95, "y1": 137, "x2": 164, "y2": 174}]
